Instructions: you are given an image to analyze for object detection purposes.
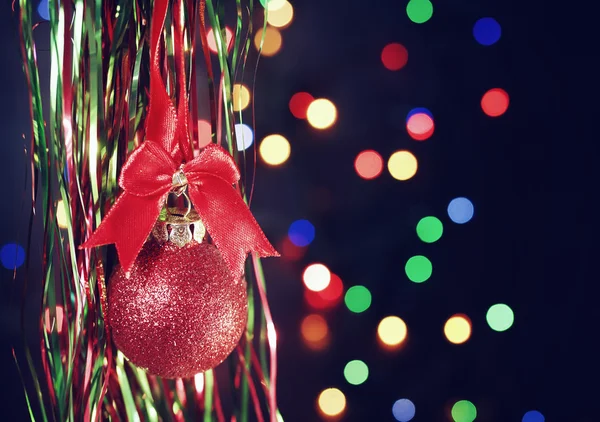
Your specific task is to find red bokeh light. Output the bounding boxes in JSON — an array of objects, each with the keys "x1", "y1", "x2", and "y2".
[
  {"x1": 354, "y1": 150, "x2": 384, "y2": 180},
  {"x1": 280, "y1": 237, "x2": 307, "y2": 261},
  {"x1": 406, "y1": 113, "x2": 435, "y2": 141},
  {"x1": 304, "y1": 273, "x2": 344, "y2": 310},
  {"x1": 198, "y1": 120, "x2": 212, "y2": 148},
  {"x1": 481, "y1": 88, "x2": 509, "y2": 117},
  {"x1": 381, "y1": 43, "x2": 408, "y2": 71},
  {"x1": 289, "y1": 92, "x2": 314, "y2": 119},
  {"x1": 207, "y1": 27, "x2": 234, "y2": 54},
  {"x1": 44, "y1": 306, "x2": 64, "y2": 334}
]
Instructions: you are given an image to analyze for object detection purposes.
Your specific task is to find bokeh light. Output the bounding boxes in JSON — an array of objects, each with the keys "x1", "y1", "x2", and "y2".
[
  {"x1": 254, "y1": 26, "x2": 283, "y2": 56},
  {"x1": 486, "y1": 304, "x2": 514, "y2": 332},
  {"x1": 447, "y1": 197, "x2": 474, "y2": 224},
  {"x1": 288, "y1": 219, "x2": 316, "y2": 247},
  {"x1": 57, "y1": 200, "x2": 68, "y2": 229},
  {"x1": 259, "y1": 134, "x2": 291, "y2": 166},
  {"x1": 259, "y1": 0, "x2": 286, "y2": 11},
  {"x1": 289, "y1": 92, "x2": 314, "y2": 119},
  {"x1": 406, "y1": 107, "x2": 433, "y2": 121},
  {"x1": 451, "y1": 400, "x2": 477, "y2": 422},
  {"x1": 406, "y1": 113, "x2": 434, "y2": 141},
  {"x1": 444, "y1": 315, "x2": 472, "y2": 344},
  {"x1": 303, "y1": 263, "x2": 331, "y2": 292},
  {"x1": 522, "y1": 410, "x2": 545, "y2": 422},
  {"x1": 481, "y1": 88, "x2": 509, "y2": 117},
  {"x1": 301, "y1": 314, "x2": 330, "y2": 350},
  {"x1": 392, "y1": 399, "x2": 416, "y2": 422},
  {"x1": 405, "y1": 255, "x2": 432, "y2": 283},
  {"x1": 473, "y1": 17, "x2": 502, "y2": 46},
  {"x1": 306, "y1": 98, "x2": 337, "y2": 130},
  {"x1": 266, "y1": 0, "x2": 294, "y2": 28},
  {"x1": 44, "y1": 306, "x2": 64, "y2": 334},
  {"x1": 345, "y1": 285, "x2": 372, "y2": 313},
  {"x1": 378, "y1": 316, "x2": 408, "y2": 347},
  {"x1": 354, "y1": 150, "x2": 384, "y2": 180},
  {"x1": 388, "y1": 150, "x2": 418, "y2": 181},
  {"x1": 198, "y1": 120, "x2": 212, "y2": 148},
  {"x1": 1, "y1": 243, "x2": 25, "y2": 270},
  {"x1": 416, "y1": 216, "x2": 443, "y2": 243},
  {"x1": 38, "y1": 0, "x2": 50, "y2": 21},
  {"x1": 280, "y1": 237, "x2": 307, "y2": 262},
  {"x1": 305, "y1": 273, "x2": 344, "y2": 310},
  {"x1": 207, "y1": 27, "x2": 233, "y2": 54},
  {"x1": 232, "y1": 84, "x2": 251, "y2": 112},
  {"x1": 234, "y1": 123, "x2": 254, "y2": 151},
  {"x1": 381, "y1": 43, "x2": 408, "y2": 71},
  {"x1": 343, "y1": 360, "x2": 369, "y2": 385},
  {"x1": 406, "y1": 0, "x2": 433, "y2": 24},
  {"x1": 318, "y1": 388, "x2": 346, "y2": 417}
]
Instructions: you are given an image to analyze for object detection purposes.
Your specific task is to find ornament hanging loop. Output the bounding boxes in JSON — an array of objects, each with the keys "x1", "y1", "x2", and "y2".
[{"x1": 170, "y1": 165, "x2": 192, "y2": 217}]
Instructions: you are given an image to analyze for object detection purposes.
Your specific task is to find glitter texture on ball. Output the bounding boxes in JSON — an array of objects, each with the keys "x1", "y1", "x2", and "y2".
[{"x1": 108, "y1": 240, "x2": 248, "y2": 378}]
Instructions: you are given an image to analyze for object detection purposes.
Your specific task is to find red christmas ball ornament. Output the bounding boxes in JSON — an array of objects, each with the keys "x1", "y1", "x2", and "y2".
[{"x1": 108, "y1": 211, "x2": 247, "y2": 378}]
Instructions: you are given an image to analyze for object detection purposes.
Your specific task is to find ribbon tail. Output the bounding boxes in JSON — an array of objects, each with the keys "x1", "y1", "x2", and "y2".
[
  {"x1": 81, "y1": 192, "x2": 167, "y2": 275},
  {"x1": 188, "y1": 182, "x2": 279, "y2": 280}
]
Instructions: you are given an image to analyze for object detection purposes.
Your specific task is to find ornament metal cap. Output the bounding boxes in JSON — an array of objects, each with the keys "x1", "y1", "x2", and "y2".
[{"x1": 151, "y1": 207, "x2": 206, "y2": 247}]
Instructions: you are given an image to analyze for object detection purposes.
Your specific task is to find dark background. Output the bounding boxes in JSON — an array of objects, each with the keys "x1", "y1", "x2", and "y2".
[{"x1": 1, "y1": 0, "x2": 597, "y2": 421}]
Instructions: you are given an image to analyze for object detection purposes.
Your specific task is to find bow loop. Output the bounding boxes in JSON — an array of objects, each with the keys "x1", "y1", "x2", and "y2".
[
  {"x1": 183, "y1": 144, "x2": 240, "y2": 186},
  {"x1": 119, "y1": 141, "x2": 178, "y2": 197}
]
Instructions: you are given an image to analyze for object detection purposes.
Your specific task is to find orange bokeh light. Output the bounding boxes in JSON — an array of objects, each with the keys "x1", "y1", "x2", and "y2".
[{"x1": 301, "y1": 314, "x2": 330, "y2": 350}]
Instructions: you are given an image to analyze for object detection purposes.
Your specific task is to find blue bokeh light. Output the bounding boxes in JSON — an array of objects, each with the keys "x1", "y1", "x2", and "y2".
[
  {"x1": 522, "y1": 410, "x2": 545, "y2": 422},
  {"x1": 473, "y1": 17, "x2": 501, "y2": 46},
  {"x1": 1, "y1": 243, "x2": 26, "y2": 270},
  {"x1": 288, "y1": 219, "x2": 315, "y2": 247},
  {"x1": 406, "y1": 107, "x2": 432, "y2": 123},
  {"x1": 447, "y1": 197, "x2": 474, "y2": 224},
  {"x1": 392, "y1": 398, "x2": 416, "y2": 422},
  {"x1": 235, "y1": 123, "x2": 254, "y2": 151},
  {"x1": 37, "y1": 0, "x2": 50, "y2": 21}
]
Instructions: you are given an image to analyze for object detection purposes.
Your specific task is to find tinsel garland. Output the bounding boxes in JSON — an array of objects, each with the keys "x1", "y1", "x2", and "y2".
[{"x1": 15, "y1": 0, "x2": 280, "y2": 420}]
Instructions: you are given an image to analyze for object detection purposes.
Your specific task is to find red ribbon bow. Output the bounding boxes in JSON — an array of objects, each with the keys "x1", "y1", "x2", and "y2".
[{"x1": 81, "y1": 0, "x2": 277, "y2": 278}]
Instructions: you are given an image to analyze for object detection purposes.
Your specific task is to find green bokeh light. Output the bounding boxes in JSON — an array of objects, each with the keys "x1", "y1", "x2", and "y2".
[
  {"x1": 405, "y1": 255, "x2": 432, "y2": 283},
  {"x1": 486, "y1": 304, "x2": 514, "y2": 332},
  {"x1": 345, "y1": 286, "x2": 372, "y2": 313},
  {"x1": 344, "y1": 360, "x2": 369, "y2": 385},
  {"x1": 416, "y1": 216, "x2": 443, "y2": 243},
  {"x1": 451, "y1": 400, "x2": 477, "y2": 422},
  {"x1": 406, "y1": 0, "x2": 433, "y2": 24}
]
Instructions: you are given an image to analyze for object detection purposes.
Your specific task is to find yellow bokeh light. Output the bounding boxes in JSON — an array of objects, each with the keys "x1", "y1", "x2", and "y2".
[
  {"x1": 266, "y1": 1, "x2": 294, "y2": 28},
  {"x1": 318, "y1": 388, "x2": 346, "y2": 417},
  {"x1": 259, "y1": 134, "x2": 291, "y2": 166},
  {"x1": 254, "y1": 27, "x2": 283, "y2": 57},
  {"x1": 56, "y1": 200, "x2": 68, "y2": 229},
  {"x1": 387, "y1": 150, "x2": 418, "y2": 181},
  {"x1": 303, "y1": 263, "x2": 331, "y2": 292},
  {"x1": 377, "y1": 316, "x2": 408, "y2": 347},
  {"x1": 306, "y1": 98, "x2": 337, "y2": 130},
  {"x1": 232, "y1": 84, "x2": 251, "y2": 112},
  {"x1": 263, "y1": 0, "x2": 286, "y2": 11},
  {"x1": 444, "y1": 314, "x2": 472, "y2": 344}
]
